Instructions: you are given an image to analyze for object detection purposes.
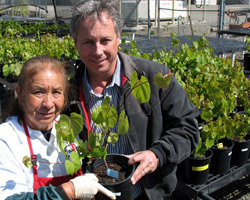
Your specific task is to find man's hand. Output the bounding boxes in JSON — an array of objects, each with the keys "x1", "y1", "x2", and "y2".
[
  {"x1": 70, "y1": 173, "x2": 116, "y2": 200},
  {"x1": 127, "y1": 150, "x2": 159, "y2": 185}
]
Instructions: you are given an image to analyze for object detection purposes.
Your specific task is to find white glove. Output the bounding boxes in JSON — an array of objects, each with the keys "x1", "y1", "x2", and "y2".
[{"x1": 70, "y1": 173, "x2": 116, "y2": 200}]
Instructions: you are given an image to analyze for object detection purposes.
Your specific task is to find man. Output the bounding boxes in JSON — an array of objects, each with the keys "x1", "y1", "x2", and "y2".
[{"x1": 68, "y1": 0, "x2": 200, "y2": 199}]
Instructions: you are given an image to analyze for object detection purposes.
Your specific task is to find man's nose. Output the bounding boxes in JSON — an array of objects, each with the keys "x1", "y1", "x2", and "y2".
[{"x1": 93, "y1": 42, "x2": 103, "y2": 55}]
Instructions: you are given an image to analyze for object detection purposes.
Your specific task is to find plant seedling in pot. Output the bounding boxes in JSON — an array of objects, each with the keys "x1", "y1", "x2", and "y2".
[{"x1": 59, "y1": 71, "x2": 171, "y2": 178}]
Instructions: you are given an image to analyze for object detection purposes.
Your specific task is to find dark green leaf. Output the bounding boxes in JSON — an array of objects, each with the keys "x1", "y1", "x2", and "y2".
[
  {"x1": 65, "y1": 152, "x2": 81, "y2": 175},
  {"x1": 117, "y1": 110, "x2": 129, "y2": 135},
  {"x1": 70, "y1": 113, "x2": 83, "y2": 137},
  {"x1": 154, "y1": 72, "x2": 172, "y2": 88},
  {"x1": 92, "y1": 106, "x2": 104, "y2": 125},
  {"x1": 131, "y1": 71, "x2": 151, "y2": 104},
  {"x1": 107, "y1": 132, "x2": 119, "y2": 144}
]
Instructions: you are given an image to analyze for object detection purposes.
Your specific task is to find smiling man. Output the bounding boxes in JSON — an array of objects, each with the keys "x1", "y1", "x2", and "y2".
[{"x1": 68, "y1": 1, "x2": 200, "y2": 199}]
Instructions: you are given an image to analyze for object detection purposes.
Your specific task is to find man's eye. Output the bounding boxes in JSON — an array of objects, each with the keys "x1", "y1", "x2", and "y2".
[
  {"x1": 102, "y1": 39, "x2": 111, "y2": 43},
  {"x1": 85, "y1": 41, "x2": 93, "y2": 44}
]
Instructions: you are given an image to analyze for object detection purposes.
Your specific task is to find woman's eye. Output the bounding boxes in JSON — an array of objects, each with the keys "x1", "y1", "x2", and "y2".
[
  {"x1": 34, "y1": 91, "x2": 42, "y2": 94},
  {"x1": 53, "y1": 90, "x2": 62, "y2": 96},
  {"x1": 33, "y1": 91, "x2": 43, "y2": 97}
]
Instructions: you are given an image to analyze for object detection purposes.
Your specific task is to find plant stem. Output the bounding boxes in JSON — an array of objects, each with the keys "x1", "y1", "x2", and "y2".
[
  {"x1": 102, "y1": 128, "x2": 112, "y2": 147},
  {"x1": 104, "y1": 159, "x2": 109, "y2": 169}
]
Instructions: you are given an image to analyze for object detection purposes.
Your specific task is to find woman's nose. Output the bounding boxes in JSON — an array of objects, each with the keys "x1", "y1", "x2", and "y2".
[{"x1": 42, "y1": 94, "x2": 54, "y2": 109}]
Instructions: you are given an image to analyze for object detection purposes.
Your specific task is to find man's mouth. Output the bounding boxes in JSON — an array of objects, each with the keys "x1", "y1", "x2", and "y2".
[{"x1": 92, "y1": 58, "x2": 105, "y2": 64}]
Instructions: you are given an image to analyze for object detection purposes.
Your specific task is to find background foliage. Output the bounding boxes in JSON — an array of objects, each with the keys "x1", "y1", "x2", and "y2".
[{"x1": 1, "y1": 21, "x2": 250, "y2": 157}]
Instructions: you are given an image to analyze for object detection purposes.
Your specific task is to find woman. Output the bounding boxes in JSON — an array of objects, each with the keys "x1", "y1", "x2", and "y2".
[{"x1": 0, "y1": 56, "x2": 115, "y2": 200}]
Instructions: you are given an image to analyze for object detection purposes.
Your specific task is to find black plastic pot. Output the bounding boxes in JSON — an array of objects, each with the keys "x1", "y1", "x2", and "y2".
[
  {"x1": 87, "y1": 154, "x2": 135, "y2": 200},
  {"x1": 210, "y1": 139, "x2": 234, "y2": 175},
  {"x1": 231, "y1": 137, "x2": 250, "y2": 167},
  {"x1": 184, "y1": 149, "x2": 213, "y2": 185},
  {"x1": 244, "y1": 53, "x2": 250, "y2": 71},
  {"x1": 248, "y1": 134, "x2": 250, "y2": 159}
]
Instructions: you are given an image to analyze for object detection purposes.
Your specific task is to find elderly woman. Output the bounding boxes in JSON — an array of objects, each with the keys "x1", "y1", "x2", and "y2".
[{"x1": 0, "y1": 56, "x2": 115, "y2": 200}]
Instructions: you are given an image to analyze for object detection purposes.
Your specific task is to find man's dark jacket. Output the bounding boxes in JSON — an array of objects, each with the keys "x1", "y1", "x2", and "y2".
[{"x1": 66, "y1": 51, "x2": 200, "y2": 200}]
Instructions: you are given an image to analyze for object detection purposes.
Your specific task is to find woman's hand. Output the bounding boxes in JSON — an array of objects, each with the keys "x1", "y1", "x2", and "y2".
[{"x1": 63, "y1": 173, "x2": 116, "y2": 200}]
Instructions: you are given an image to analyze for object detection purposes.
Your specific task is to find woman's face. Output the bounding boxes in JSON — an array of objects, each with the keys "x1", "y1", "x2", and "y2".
[{"x1": 20, "y1": 68, "x2": 65, "y2": 131}]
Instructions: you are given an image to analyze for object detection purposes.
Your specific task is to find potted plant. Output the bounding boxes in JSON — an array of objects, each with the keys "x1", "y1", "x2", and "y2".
[
  {"x1": 243, "y1": 36, "x2": 250, "y2": 71},
  {"x1": 55, "y1": 71, "x2": 172, "y2": 199},
  {"x1": 226, "y1": 113, "x2": 250, "y2": 167},
  {"x1": 201, "y1": 118, "x2": 234, "y2": 175},
  {"x1": 182, "y1": 122, "x2": 214, "y2": 185},
  {"x1": 226, "y1": 66, "x2": 250, "y2": 167}
]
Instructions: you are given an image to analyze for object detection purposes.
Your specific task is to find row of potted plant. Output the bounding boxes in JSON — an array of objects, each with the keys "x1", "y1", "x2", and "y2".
[
  {"x1": 120, "y1": 34, "x2": 250, "y2": 186},
  {"x1": 0, "y1": 32, "x2": 78, "y2": 79},
  {"x1": 0, "y1": 19, "x2": 70, "y2": 37}
]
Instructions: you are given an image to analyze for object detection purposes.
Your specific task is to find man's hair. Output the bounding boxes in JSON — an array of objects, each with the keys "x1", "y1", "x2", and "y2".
[{"x1": 70, "y1": 0, "x2": 123, "y2": 41}]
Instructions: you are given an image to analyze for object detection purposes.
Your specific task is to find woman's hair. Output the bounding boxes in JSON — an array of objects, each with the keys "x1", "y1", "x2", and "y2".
[
  {"x1": 2, "y1": 56, "x2": 69, "y2": 122},
  {"x1": 70, "y1": 0, "x2": 123, "y2": 41}
]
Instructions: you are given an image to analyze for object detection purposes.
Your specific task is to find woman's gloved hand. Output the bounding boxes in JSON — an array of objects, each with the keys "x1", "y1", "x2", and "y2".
[{"x1": 70, "y1": 173, "x2": 116, "y2": 200}]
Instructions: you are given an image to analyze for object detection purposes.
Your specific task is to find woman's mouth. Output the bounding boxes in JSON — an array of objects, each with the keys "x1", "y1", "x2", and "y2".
[{"x1": 39, "y1": 112, "x2": 54, "y2": 118}]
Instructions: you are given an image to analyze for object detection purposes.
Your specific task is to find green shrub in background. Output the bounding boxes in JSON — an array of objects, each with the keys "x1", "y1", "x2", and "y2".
[
  {"x1": 0, "y1": 19, "x2": 69, "y2": 36},
  {"x1": 120, "y1": 33, "x2": 250, "y2": 157},
  {"x1": 1, "y1": 21, "x2": 249, "y2": 157},
  {"x1": 0, "y1": 33, "x2": 78, "y2": 77}
]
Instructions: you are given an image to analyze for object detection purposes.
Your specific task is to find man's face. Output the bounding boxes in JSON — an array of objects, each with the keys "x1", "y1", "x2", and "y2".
[{"x1": 75, "y1": 11, "x2": 121, "y2": 79}]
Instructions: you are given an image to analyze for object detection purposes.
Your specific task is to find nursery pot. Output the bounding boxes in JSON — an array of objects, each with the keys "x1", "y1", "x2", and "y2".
[
  {"x1": 184, "y1": 149, "x2": 213, "y2": 185},
  {"x1": 87, "y1": 154, "x2": 135, "y2": 200},
  {"x1": 210, "y1": 139, "x2": 234, "y2": 175},
  {"x1": 243, "y1": 53, "x2": 250, "y2": 71},
  {"x1": 231, "y1": 136, "x2": 250, "y2": 167}
]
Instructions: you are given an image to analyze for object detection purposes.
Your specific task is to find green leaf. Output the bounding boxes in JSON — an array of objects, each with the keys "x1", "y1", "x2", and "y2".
[
  {"x1": 77, "y1": 140, "x2": 88, "y2": 159},
  {"x1": 92, "y1": 106, "x2": 104, "y2": 125},
  {"x1": 130, "y1": 71, "x2": 151, "y2": 104},
  {"x1": 22, "y1": 156, "x2": 32, "y2": 168},
  {"x1": 70, "y1": 112, "x2": 83, "y2": 137},
  {"x1": 154, "y1": 72, "x2": 172, "y2": 88},
  {"x1": 104, "y1": 104, "x2": 118, "y2": 128},
  {"x1": 56, "y1": 113, "x2": 83, "y2": 139},
  {"x1": 91, "y1": 146, "x2": 107, "y2": 158},
  {"x1": 101, "y1": 96, "x2": 118, "y2": 128},
  {"x1": 56, "y1": 113, "x2": 83, "y2": 153},
  {"x1": 117, "y1": 110, "x2": 129, "y2": 135},
  {"x1": 3, "y1": 64, "x2": 10, "y2": 77},
  {"x1": 65, "y1": 151, "x2": 81, "y2": 175},
  {"x1": 10, "y1": 63, "x2": 22, "y2": 76},
  {"x1": 107, "y1": 132, "x2": 119, "y2": 144},
  {"x1": 88, "y1": 130, "x2": 97, "y2": 149},
  {"x1": 56, "y1": 119, "x2": 71, "y2": 137},
  {"x1": 201, "y1": 109, "x2": 213, "y2": 122}
]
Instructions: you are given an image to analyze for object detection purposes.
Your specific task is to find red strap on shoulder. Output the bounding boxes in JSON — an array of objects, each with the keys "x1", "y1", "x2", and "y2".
[{"x1": 79, "y1": 83, "x2": 91, "y2": 136}]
